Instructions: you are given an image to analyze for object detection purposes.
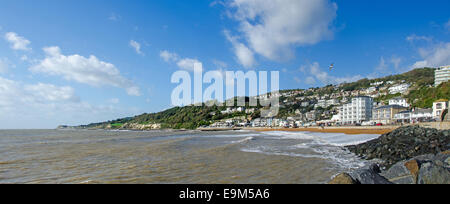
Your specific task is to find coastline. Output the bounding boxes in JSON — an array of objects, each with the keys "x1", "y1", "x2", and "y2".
[{"x1": 245, "y1": 126, "x2": 397, "y2": 135}]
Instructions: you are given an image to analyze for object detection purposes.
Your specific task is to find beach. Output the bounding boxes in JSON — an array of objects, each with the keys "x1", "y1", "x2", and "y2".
[{"x1": 247, "y1": 127, "x2": 397, "y2": 135}]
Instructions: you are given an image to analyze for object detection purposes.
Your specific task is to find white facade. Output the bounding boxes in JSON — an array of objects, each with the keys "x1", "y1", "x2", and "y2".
[
  {"x1": 389, "y1": 84, "x2": 410, "y2": 94},
  {"x1": 326, "y1": 99, "x2": 340, "y2": 106},
  {"x1": 365, "y1": 87, "x2": 377, "y2": 94},
  {"x1": 394, "y1": 109, "x2": 433, "y2": 123},
  {"x1": 389, "y1": 97, "x2": 410, "y2": 107},
  {"x1": 433, "y1": 100, "x2": 449, "y2": 119},
  {"x1": 340, "y1": 96, "x2": 373, "y2": 124},
  {"x1": 317, "y1": 99, "x2": 327, "y2": 108},
  {"x1": 435, "y1": 65, "x2": 450, "y2": 87}
]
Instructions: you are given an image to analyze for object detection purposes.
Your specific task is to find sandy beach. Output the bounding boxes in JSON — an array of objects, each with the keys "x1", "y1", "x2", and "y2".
[{"x1": 246, "y1": 127, "x2": 398, "y2": 135}]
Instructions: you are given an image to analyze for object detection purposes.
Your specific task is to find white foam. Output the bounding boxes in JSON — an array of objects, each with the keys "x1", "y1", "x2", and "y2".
[
  {"x1": 263, "y1": 131, "x2": 380, "y2": 147},
  {"x1": 204, "y1": 133, "x2": 261, "y2": 138},
  {"x1": 263, "y1": 131, "x2": 316, "y2": 140},
  {"x1": 312, "y1": 133, "x2": 380, "y2": 147},
  {"x1": 231, "y1": 136, "x2": 255, "y2": 144},
  {"x1": 238, "y1": 131, "x2": 379, "y2": 170}
]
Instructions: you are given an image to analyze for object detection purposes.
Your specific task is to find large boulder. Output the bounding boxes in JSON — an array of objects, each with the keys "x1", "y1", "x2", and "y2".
[
  {"x1": 328, "y1": 173, "x2": 359, "y2": 184},
  {"x1": 349, "y1": 164, "x2": 392, "y2": 184},
  {"x1": 416, "y1": 151, "x2": 450, "y2": 184},
  {"x1": 417, "y1": 162, "x2": 450, "y2": 184},
  {"x1": 381, "y1": 160, "x2": 417, "y2": 184}
]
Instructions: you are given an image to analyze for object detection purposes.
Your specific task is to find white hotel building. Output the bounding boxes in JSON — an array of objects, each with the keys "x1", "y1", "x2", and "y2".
[
  {"x1": 340, "y1": 96, "x2": 373, "y2": 124},
  {"x1": 435, "y1": 65, "x2": 450, "y2": 87}
]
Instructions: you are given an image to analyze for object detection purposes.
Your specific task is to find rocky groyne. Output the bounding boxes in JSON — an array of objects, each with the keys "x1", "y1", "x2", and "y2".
[{"x1": 330, "y1": 126, "x2": 450, "y2": 184}]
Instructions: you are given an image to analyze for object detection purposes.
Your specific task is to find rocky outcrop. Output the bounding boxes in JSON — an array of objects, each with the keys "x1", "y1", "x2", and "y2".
[
  {"x1": 104, "y1": 123, "x2": 161, "y2": 130},
  {"x1": 346, "y1": 126, "x2": 450, "y2": 168},
  {"x1": 330, "y1": 152, "x2": 450, "y2": 184},
  {"x1": 330, "y1": 126, "x2": 450, "y2": 184},
  {"x1": 119, "y1": 123, "x2": 161, "y2": 130}
]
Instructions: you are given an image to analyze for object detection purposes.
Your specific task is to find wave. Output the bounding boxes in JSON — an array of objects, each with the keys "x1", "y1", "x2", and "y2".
[
  {"x1": 241, "y1": 146, "x2": 370, "y2": 170},
  {"x1": 238, "y1": 131, "x2": 381, "y2": 170},
  {"x1": 231, "y1": 136, "x2": 255, "y2": 144},
  {"x1": 261, "y1": 131, "x2": 380, "y2": 147}
]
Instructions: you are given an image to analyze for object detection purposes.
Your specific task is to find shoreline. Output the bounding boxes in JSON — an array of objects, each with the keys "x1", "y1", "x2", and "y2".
[{"x1": 244, "y1": 127, "x2": 398, "y2": 135}]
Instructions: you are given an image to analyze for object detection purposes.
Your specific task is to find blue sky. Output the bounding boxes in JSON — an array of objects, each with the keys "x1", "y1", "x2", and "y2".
[{"x1": 0, "y1": 0, "x2": 449, "y2": 129}]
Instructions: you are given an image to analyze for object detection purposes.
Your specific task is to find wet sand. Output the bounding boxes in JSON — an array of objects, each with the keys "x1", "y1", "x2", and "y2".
[{"x1": 248, "y1": 127, "x2": 397, "y2": 135}]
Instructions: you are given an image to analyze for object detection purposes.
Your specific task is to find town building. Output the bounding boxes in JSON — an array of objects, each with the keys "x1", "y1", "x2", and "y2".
[
  {"x1": 340, "y1": 96, "x2": 373, "y2": 124},
  {"x1": 370, "y1": 81, "x2": 384, "y2": 86},
  {"x1": 316, "y1": 99, "x2": 327, "y2": 109},
  {"x1": 365, "y1": 87, "x2": 377, "y2": 94},
  {"x1": 388, "y1": 84, "x2": 410, "y2": 94},
  {"x1": 432, "y1": 99, "x2": 449, "y2": 120},
  {"x1": 326, "y1": 99, "x2": 340, "y2": 106},
  {"x1": 394, "y1": 109, "x2": 433, "y2": 123},
  {"x1": 389, "y1": 97, "x2": 410, "y2": 108},
  {"x1": 372, "y1": 105, "x2": 408, "y2": 124},
  {"x1": 435, "y1": 65, "x2": 450, "y2": 87},
  {"x1": 305, "y1": 110, "x2": 317, "y2": 121}
]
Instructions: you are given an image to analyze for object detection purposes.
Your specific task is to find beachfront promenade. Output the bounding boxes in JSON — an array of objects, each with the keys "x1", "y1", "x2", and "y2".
[{"x1": 199, "y1": 122, "x2": 450, "y2": 135}]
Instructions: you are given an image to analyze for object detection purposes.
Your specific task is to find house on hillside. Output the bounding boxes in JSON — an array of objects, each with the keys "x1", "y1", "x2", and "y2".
[
  {"x1": 389, "y1": 97, "x2": 410, "y2": 108},
  {"x1": 389, "y1": 83, "x2": 410, "y2": 94}
]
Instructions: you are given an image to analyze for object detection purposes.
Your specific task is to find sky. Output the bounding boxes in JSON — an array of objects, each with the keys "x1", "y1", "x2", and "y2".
[{"x1": 0, "y1": 0, "x2": 449, "y2": 129}]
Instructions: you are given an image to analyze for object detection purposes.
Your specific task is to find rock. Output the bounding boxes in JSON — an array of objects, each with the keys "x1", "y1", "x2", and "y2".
[
  {"x1": 328, "y1": 173, "x2": 359, "y2": 184},
  {"x1": 434, "y1": 151, "x2": 450, "y2": 168},
  {"x1": 350, "y1": 164, "x2": 393, "y2": 184},
  {"x1": 346, "y1": 126, "x2": 450, "y2": 168},
  {"x1": 412, "y1": 154, "x2": 435, "y2": 162},
  {"x1": 417, "y1": 162, "x2": 450, "y2": 184},
  {"x1": 404, "y1": 160, "x2": 420, "y2": 183},
  {"x1": 381, "y1": 161, "x2": 416, "y2": 184}
]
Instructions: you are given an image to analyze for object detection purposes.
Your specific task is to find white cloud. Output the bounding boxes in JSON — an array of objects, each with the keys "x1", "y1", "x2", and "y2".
[
  {"x1": 225, "y1": 0, "x2": 337, "y2": 62},
  {"x1": 412, "y1": 42, "x2": 450, "y2": 68},
  {"x1": 0, "y1": 76, "x2": 141, "y2": 129},
  {"x1": 176, "y1": 58, "x2": 202, "y2": 71},
  {"x1": 306, "y1": 62, "x2": 363, "y2": 85},
  {"x1": 224, "y1": 30, "x2": 256, "y2": 68},
  {"x1": 160, "y1": 50, "x2": 179, "y2": 62},
  {"x1": 130, "y1": 40, "x2": 144, "y2": 55},
  {"x1": 4, "y1": 32, "x2": 31, "y2": 51},
  {"x1": 24, "y1": 83, "x2": 79, "y2": 102},
  {"x1": 212, "y1": 59, "x2": 228, "y2": 69},
  {"x1": 30, "y1": 46, "x2": 141, "y2": 96},
  {"x1": 0, "y1": 58, "x2": 9, "y2": 74},
  {"x1": 305, "y1": 76, "x2": 317, "y2": 85},
  {"x1": 375, "y1": 57, "x2": 388, "y2": 73},
  {"x1": 406, "y1": 34, "x2": 432, "y2": 42},
  {"x1": 0, "y1": 77, "x2": 78, "y2": 108},
  {"x1": 294, "y1": 76, "x2": 315, "y2": 85},
  {"x1": 160, "y1": 50, "x2": 203, "y2": 71},
  {"x1": 108, "y1": 13, "x2": 121, "y2": 21},
  {"x1": 108, "y1": 98, "x2": 120, "y2": 104},
  {"x1": 390, "y1": 56, "x2": 402, "y2": 70}
]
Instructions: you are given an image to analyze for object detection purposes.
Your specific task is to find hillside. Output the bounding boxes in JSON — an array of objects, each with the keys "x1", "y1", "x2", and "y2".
[{"x1": 76, "y1": 68, "x2": 448, "y2": 130}]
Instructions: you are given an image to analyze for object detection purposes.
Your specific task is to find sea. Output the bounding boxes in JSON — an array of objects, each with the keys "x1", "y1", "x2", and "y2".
[{"x1": 0, "y1": 129, "x2": 381, "y2": 184}]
